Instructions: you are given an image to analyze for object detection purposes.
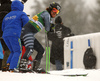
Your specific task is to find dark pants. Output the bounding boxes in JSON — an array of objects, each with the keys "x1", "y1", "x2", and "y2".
[
  {"x1": 0, "y1": 59, "x2": 2, "y2": 70},
  {"x1": 55, "y1": 60, "x2": 63, "y2": 70},
  {"x1": 22, "y1": 33, "x2": 44, "y2": 62},
  {"x1": 2, "y1": 50, "x2": 10, "y2": 68},
  {"x1": 1, "y1": 38, "x2": 9, "y2": 51},
  {"x1": 0, "y1": 39, "x2": 10, "y2": 68}
]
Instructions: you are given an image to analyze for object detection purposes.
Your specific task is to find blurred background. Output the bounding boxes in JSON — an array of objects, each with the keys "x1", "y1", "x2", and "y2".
[
  {"x1": 12, "y1": 0, "x2": 100, "y2": 70},
  {"x1": 23, "y1": 0, "x2": 100, "y2": 35}
]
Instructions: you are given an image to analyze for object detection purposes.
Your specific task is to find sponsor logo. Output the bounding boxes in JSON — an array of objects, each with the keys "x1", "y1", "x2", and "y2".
[{"x1": 5, "y1": 15, "x2": 16, "y2": 21}]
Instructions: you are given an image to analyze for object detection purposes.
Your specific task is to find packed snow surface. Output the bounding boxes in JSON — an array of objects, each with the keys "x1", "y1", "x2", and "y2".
[{"x1": 0, "y1": 69, "x2": 100, "y2": 81}]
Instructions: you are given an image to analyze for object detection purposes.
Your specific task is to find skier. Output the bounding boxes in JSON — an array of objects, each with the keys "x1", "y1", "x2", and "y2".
[
  {"x1": 2, "y1": 0, "x2": 29, "y2": 71},
  {"x1": 48, "y1": 16, "x2": 74, "y2": 70},
  {"x1": 20, "y1": 2, "x2": 61, "y2": 73}
]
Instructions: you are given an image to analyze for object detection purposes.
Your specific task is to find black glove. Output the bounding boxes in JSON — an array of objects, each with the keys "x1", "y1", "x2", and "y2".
[
  {"x1": 50, "y1": 23, "x2": 55, "y2": 32},
  {"x1": 69, "y1": 33, "x2": 75, "y2": 36},
  {"x1": 21, "y1": 0, "x2": 27, "y2": 4},
  {"x1": 51, "y1": 23, "x2": 55, "y2": 27}
]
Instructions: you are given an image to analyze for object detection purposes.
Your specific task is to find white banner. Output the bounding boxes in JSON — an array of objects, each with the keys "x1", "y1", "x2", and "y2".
[{"x1": 63, "y1": 32, "x2": 100, "y2": 69}]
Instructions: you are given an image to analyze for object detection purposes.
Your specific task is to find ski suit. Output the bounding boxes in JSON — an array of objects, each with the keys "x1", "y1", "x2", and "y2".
[
  {"x1": 21, "y1": 11, "x2": 52, "y2": 62},
  {"x1": 2, "y1": 1, "x2": 29, "y2": 70}
]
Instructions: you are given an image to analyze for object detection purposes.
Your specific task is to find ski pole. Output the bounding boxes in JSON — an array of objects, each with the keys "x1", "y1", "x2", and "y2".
[
  {"x1": 45, "y1": 31, "x2": 48, "y2": 73},
  {"x1": 46, "y1": 47, "x2": 48, "y2": 73},
  {"x1": 45, "y1": 31, "x2": 50, "y2": 73},
  {"x1": 47, "y1": 37, "x2": 50, "y2": 71}
]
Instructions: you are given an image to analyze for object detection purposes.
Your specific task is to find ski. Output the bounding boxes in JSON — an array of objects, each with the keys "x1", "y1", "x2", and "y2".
[
  {"x1": 62, "y1": 73, "x2": 88, "y2": 76},
  {"x1": 13, "y1": 68, "x2": 49, "y2": 74},
  {"x1": 48, "y1": 73, "x2": 88, "y2": 76},
  {"x1": 49, "y1": 70, "x2": 88, "y2": 77},
  {"x1": 2, "y1": 69, "x2": 88, "y2": 77}
]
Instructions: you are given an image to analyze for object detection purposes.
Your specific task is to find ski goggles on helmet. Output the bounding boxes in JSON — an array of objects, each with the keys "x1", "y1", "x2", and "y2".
[{"x1": 52, "y1": 8, "x2": 59, "y2": 14}]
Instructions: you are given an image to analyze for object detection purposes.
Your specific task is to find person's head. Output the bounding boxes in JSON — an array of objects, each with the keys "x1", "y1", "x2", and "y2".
[
  {"x1": 11, "y1": 0, "x2": 24, "y2": 11},
  {"x1": 55, "y1": 16, "x2": 62, "y2": 24},
  {"x1": 46, "y1": 2, "x2": 61, "y2": 18}
]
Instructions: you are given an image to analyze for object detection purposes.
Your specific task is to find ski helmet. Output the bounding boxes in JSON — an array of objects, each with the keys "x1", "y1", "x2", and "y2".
[{"x1": 49, "y1": 2, "x2": 61, "y2": 12}]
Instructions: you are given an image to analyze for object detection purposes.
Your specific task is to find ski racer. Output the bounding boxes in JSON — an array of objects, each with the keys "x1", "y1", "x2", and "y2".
[
  {"x1": 20, "y1": 2, "x2": 61, "y2": 73},
  {"x1": 2, "y1": 0, "x2": 29, "y2": 71}
]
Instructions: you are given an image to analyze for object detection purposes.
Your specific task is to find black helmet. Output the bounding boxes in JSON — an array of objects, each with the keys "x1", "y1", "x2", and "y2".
[{"x1": 49, "y1": 2, "x2": 61, "y2": 11}]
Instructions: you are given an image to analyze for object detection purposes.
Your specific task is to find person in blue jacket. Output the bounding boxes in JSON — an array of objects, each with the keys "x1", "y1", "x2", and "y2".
[{"x1": 2, "y1": 0, "x2": 29, "y2": 71}]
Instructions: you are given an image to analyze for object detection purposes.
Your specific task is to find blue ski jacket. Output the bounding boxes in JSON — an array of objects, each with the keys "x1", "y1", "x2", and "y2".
[
  {"x1": 0, "y1": 41, "x2": 3, "y2": 59},
  {"x1": 2, "y1": 1, "x2": 29, "y2": 37}
]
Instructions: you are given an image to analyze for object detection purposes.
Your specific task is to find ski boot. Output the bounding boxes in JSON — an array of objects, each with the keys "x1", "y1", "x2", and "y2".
[
  {"x1": 33, "y1": 60, "x2": 46, "y2": 73},
  {"x1": 2, "y1": 67, "x2": 7, "y2": 71},
  {"x1": 2, "y1": 63, "x2": 10, "y2": 72},
  {"x1": 19, "y1": 59, "x2": 32, "y2": 73},
  {"x1": 6, "y1": 63, "x2": 10, "y2": 71}
]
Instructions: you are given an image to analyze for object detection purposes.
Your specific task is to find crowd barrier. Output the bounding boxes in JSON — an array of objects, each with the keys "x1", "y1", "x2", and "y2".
[{"x1": 63, "y1": 32, "x2": 100, "y2": 69}]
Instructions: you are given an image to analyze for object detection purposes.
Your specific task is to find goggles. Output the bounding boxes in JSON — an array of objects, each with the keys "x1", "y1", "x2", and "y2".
[{"x1": 52, "y1": 8, "x2": 59, "y2": 14}]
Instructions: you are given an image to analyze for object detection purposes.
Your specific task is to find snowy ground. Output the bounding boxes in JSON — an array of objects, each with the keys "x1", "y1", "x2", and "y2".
[{"x1": 0, "y1": 69, "x2": 100, "y2": 81}]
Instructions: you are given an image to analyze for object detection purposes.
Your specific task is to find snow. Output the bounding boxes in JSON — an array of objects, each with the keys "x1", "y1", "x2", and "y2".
[{"x1": 0, "y1": 69, "x2": 100, "y2": 81}]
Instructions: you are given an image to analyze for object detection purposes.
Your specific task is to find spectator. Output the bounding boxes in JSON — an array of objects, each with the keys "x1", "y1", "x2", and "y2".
[
  {"x1": 2, "y1": 0, "x2": 29, "y2": 71},
  {"x1": 48, "y1": 16, "x2": 74, "y2": 70}
]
